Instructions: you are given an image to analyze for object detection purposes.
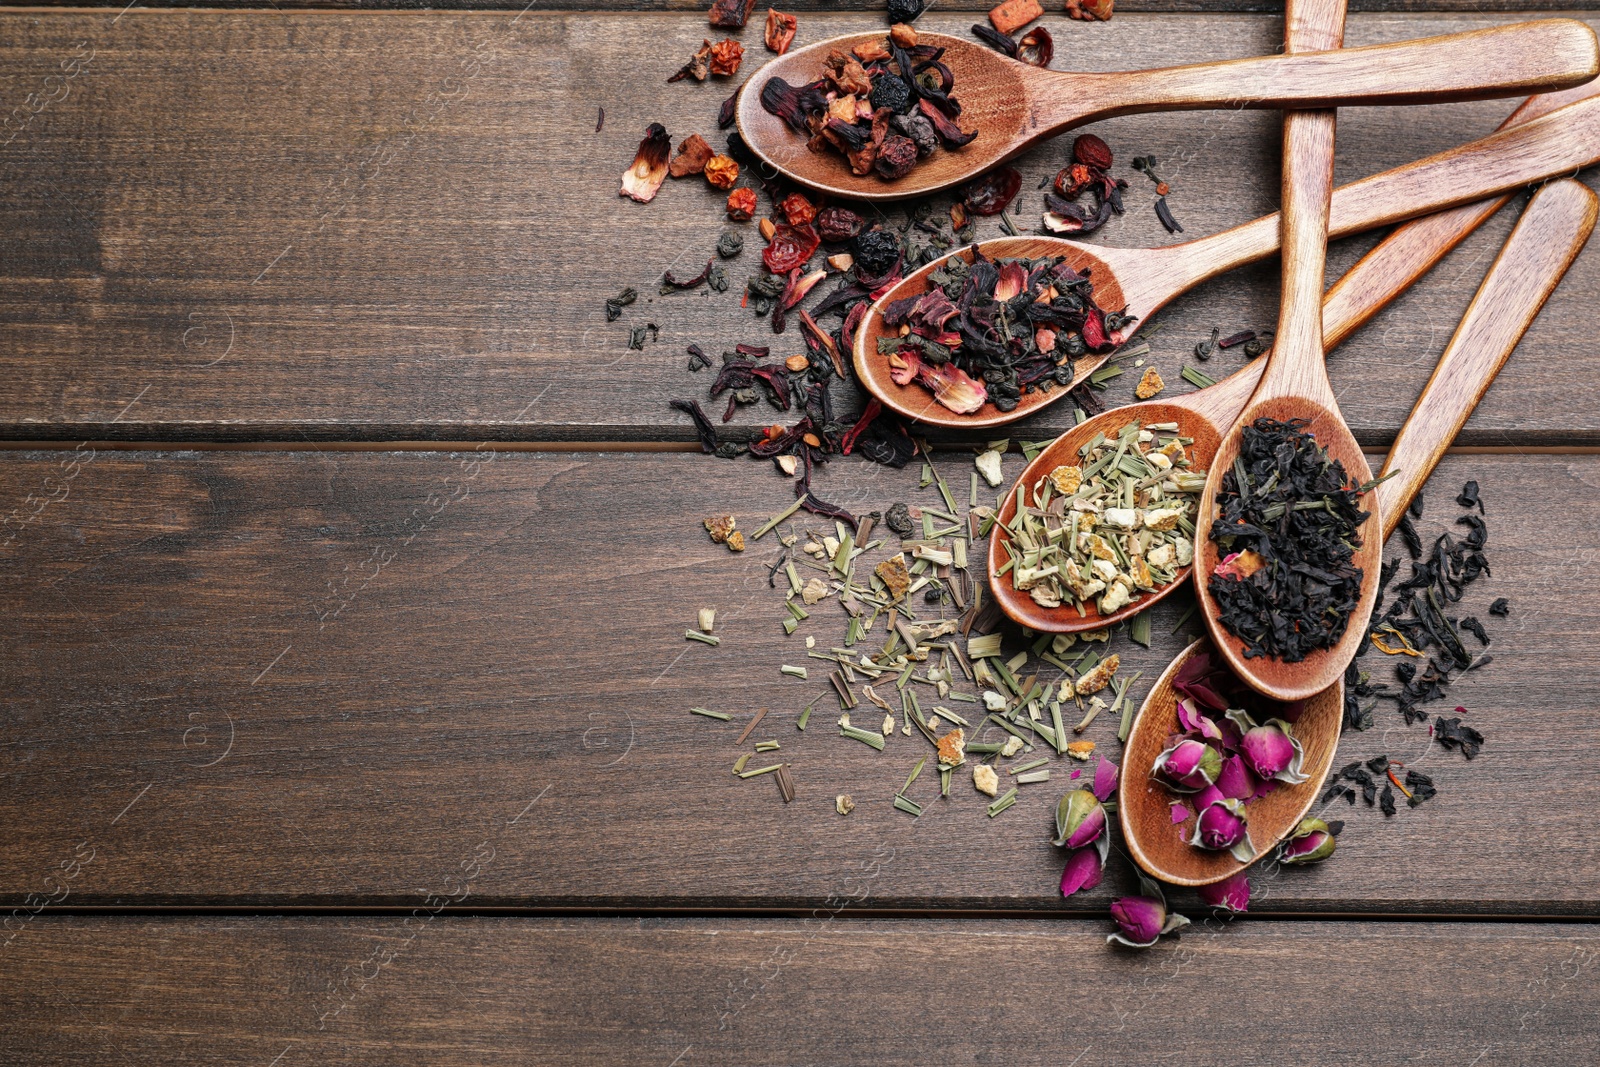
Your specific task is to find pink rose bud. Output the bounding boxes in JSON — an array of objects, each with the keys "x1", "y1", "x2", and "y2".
[{"x1": 1153, "y1": 737, "x2": 1222, "y2": 792}]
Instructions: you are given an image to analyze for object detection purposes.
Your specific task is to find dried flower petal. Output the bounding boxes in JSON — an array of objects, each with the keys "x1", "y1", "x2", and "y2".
[
  {"x1": 668, "y1": 40, "x2": 714, "y2": 83},
  {"x1": 709, "y1": 39, "x2": 745, "y2": 77},
  {"x1": 764, "y1": 8, "x2": 798, "y2": 54},
  {"x1": 1016, "y1": 25, "x2": 1053, "y2": 67},
  {"x1": 726, "y1": 187, "x2": 758, "y2": 220},
  {"x1": 1198, "y1": 871, "x2": 1250, "y2": 913},
  {"x1": 1059, "y1": 846, "x2": 1104, "y2": 896},
  {"x1": 620, "y1": 123, "x2": 671, "y2": 203}
]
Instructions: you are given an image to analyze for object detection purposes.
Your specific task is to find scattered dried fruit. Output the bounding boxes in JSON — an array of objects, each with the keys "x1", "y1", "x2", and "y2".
[
  {"x1": 765, "y1": 8, "x2": 798, "y2": 54},
  {"x1": 973, "y1": 764, "x2": 1000, "y2": 797},
  {"x1": 703, "y1": 154, "x2": 740, "y2": 189},
  {"x1": 726, "y1": 187, "x2": 758, "y2": 220},
  {"x1": 836, "y1": 793, "x2": 855, "y2": 815},
  {"x1": 989, "y1": 0, "x2": 1043, "y2": 36},
  {"x1": 708, "y1": 0, "x2": 756, "y2": 29},
  {"x1": 1135, "y1": 367, "x2": 1165, "y2": 399},
  {"x1": 620, "y1": 123, "x2": 671, "y2": 203},
  {"x1": 669, "y1": 133, "x2": 715, "y2": 178},
  {"x1": 709, "y1": 38, "x2": 745, "y2": 76}
]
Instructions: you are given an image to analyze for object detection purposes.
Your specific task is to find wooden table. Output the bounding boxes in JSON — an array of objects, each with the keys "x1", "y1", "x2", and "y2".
[{"x1": 3, "y1": 2, "x2": 1598, "y2": 1062}]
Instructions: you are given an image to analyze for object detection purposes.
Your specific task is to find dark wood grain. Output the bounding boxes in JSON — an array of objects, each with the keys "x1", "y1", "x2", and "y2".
[
  {"x1": 8, "y1": 0, "x2": 1600, "y2": 11},
  {"x1": 4, "y1": 10, "x2": 1600, "y2": 443},
  {"x1": 1, "y1": 447, "x2": 1595, "y2": 914},
  {"x1": 3, "y1": 916, "x2": 1597, "y2": 1065}
]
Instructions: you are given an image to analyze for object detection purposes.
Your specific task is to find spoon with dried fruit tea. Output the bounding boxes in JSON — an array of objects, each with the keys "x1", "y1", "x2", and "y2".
[
  {"x1": 1194, "y1": 0, "x2": 1372, "y2": 705},
  {"x1": 737, "y1": 23, "x2": 1598, "y2": 202},
  {"x1": 1117, "y1": 176, "x2": 1597, "y2": 887},
  {"x1": 851, "y1": 74, "x2": 1600, "y2": 430}
]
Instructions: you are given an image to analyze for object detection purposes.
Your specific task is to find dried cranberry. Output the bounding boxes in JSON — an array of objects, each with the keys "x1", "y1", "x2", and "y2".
[
  {"x1": 1073, "y1": 133, "x2": 1113, "y2": 171},
  {"x1": 853, "y1": 229, "x2": 901, "y2": 277},
  {"x1": 762, "y1": 223, "x2": 821, "y2": 273},
  {"x1": 960, "y1": 166, "x2": 1022, "y2": 216},
  {"x1": 874, "y1": 134, "x2": 919, "y2": 181},
  {"x1": 779, "y1": 192, "x2": 818, "y2": 226},
  {"x1": 817, "y1": 207, "x2": 864, "y2": 242}
]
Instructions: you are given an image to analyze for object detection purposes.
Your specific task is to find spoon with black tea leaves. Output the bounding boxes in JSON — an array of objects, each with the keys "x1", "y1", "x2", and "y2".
[
  {"x1": 852, "y1": 74, "x2": 1600, "y2": 431},
  {"x1": 736, "y1": 23, "x2": 1598, "y2": 203},
  {"x1": 1116, "y1": 177, "x2": 1598, "y2": 887}
]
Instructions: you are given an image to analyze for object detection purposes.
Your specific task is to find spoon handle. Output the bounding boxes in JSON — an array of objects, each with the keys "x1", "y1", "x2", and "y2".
[
  {"x1": 1055, "y1": 19, "x2": 1596, "y2": 128},
  {"x1": 1142, "y1": 85, "x2": 1600, "y2": 310},
  {"x1": 1259, "y1": 0, "x2": 1345, "y2": 405},
  {"x1": 1373, "y1": 180, "x2": 1597, "y2": 540}
]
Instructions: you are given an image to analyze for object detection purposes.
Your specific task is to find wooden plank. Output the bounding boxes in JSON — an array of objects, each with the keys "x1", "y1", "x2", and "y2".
[
  {"x1": 0, "y1": 447, "x2": 1592, "y2": 913},
  {"x1": 2, "y1": 916, "x2": 1597, "y2": 1063},
  {"x1": 7, "y1": 1, "x2": 1599, "y2": 12},
  {"x1": 2, "y1": 10, "x2": 1600, "y2": 444}
]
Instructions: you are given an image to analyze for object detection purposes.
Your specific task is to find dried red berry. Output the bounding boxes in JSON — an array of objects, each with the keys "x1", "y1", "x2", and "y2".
[
  {"x1": 816, "y1": 206, "x2": 864, "y2": 242},
  {"x1": 726, "y1": 187, "x2": 758, "y2": 220},
  {"x1": 1054, "y1": 162, "x2": 1096, "y2": 199},
  {"x1": 779, "y1": 192, "x2": 818, "y2": 226},
  {"x1": 875, "y1": 134, "x2": 919, "y2": 181},
  {"x1": 708, "y1": 39, "x2": 744, "y2": 77},
  {"x1": 1073, "y1": 133, "x2": 1113, "y2": 171},
  {"x1": 763, "y1": 223, "x2": 821, "y2": 273},
  {"x1": 708, "y1": 0, "x2": 756, "y2": 29},
  {"x1": 703, "y1": 154, "x2": 740, "y2": 189},
  {"x1": 961, "y1": 166, "x2": 1022, "y2": 216}
]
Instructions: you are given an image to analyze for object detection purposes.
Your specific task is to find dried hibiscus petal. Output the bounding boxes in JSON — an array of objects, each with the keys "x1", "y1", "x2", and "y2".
[
  {"x1": 726, "y1": 187, "x2": 758, "y2": 220},
  {"x1": 817, "y1": 206, "x2": 864, "y2": 242},
  {"x1": 971, "y1": 23, "x2": 1019, "y2": 58},
  {"x1": 917, "y1": 98, "x2": 977, "y2": 149},
  {"x1": 620, "y1": 123, "x2": 671, "y2": 203},
  {"x1": 1016, "y1": 25, "x2": 1053, "y2": 67},
  {"x1": 708, "y1": 0, "x2": 756, "y2": 29},
  {"x1": 669, "y1": 133, "x2": 715, "y2": 178},
  {"x1": 887, "y1": 348, "x2": 988, "y2": 414},
  {"x1": 961, "y1": 166, "x2": 1022, "y2": 216},
  {"x1": 709, "y1": 38, "x2": 745, "y2": 77},
  {"x1": 779, "y1": 192, "x2": 818, "y2": 226},
  {"x1": 703, "y1": 154, "x2": 740, "y2": 189},
  {"x1": 765, "y1": 9, "x2": 798, "y2": 54},
  {"x1": 763, "y1": 223, "x2": 821, "y2": 273}
]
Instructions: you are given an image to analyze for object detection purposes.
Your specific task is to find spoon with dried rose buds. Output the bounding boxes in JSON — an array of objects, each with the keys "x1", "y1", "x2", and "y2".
[
  {"x1": 1117, "y1": 176, "x2": 1598, "y2": 887},
  {"x1": 737, "y1": 23, "x2": 1598, "y2": 202},
  {"x1": 851, "y1": 70, "x2": 1600, "y2": 430}
]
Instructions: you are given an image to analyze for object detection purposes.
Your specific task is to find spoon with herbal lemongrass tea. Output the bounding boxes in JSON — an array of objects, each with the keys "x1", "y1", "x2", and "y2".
[
  {"x1": 852, "y1": 74, "x2": 1600, "y2": 430},
  {"x1": 1117, "y1": 177, "x2": 1598, "y2": 888},
  {"x1": 736, "y1": 22, "x2": 1598, "y2": 202},
  {"x1": 1194, "y1": 0, "x2": 1377, "y2": 705}
]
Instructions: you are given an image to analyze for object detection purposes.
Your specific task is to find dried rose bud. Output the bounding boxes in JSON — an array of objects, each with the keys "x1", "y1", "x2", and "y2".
[
  {"x1": 1108, "y1": 894, "x2": 1189, "y2": 949},
  {"x1": 779, "y1": 192, "x2": 818, "y2": 226},
  {"x1": 1239, "y1": 719, "x2": 1310, "y2": 784},
  {"x1": 816, "y1": 206, "x2": 864, "y2": 242},
  {"x1": 1278, "y1": 817, "x2": 1338, "y2": 865},
  {"x1": 1073, "y1": 133, "x2": 1113, "y2": 171},
  {"x1": 726, "y1": 187, "x2": 758, "y2": 220},
  {"x1": 1190, "y1": 796, "x2": 1256, "y2": 862},
  {"x1": 764, "y1": 9, "x2": 798, "y2": 55},
  {"x1": 668, "y1": 133, "x2": 715, "y2": 178},
  {"x1": 1198, "y1": 870, "x2": 1250, "y2": 913},
  {"x1": 620, "y1": 123, "x2": 671, "y2": 203},
  {"x1": 1051, "y1": 788, "x2": 1106, "y2": 849},
  {"x1": 1152, "y1": 737, "x2": 1221, "y2": 792},
  {"x1": 889, "y1": 22, "x2": 918, "y2": 48},
  {"x1": 709, "y1": 39, "x2": 745, "y2": 77},
  {"x1": 703, "y1": 154, "x2": 740, "y2": 189}
]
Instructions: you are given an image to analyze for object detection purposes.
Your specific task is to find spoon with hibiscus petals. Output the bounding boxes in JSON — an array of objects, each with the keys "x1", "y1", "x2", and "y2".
[
  {"x1": 736, "y1": 23, "x2": 1598, "y2": 203},
  {"x1": 851, "y1": 76, "x2": 1600, "y2": 430},
  {"x1": 1115, "y1": 177, "x2": 1597, "y2": 888}
]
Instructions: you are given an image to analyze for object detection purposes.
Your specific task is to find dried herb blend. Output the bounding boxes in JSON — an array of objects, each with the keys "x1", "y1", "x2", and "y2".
[
  {"x1": 876, "y1": 250, "x2": 1132, "y2": 414},
  {"x1": 759, "y1": 29, "x2": 976, "y2": 182},
  {"x1": 1207, "y1": 418, "x2": 1375, "y2": 661},
  {"x1": 996, "y1": 419, "x2": 1205, "y2": 614}
]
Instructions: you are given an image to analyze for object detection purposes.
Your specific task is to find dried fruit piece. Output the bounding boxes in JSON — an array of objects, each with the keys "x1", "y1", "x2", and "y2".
[
  {"x1": 1075, "y1": 653, "x2": 1120, "y2": 695},
  {"x1": 762, "y1": 223, "x2": 821, "y2": 273},
  {"x1": 705, "y1": 514, "x2": 746, "y2": 552},
  {"x1": 1065, "y1": 0, "x2": 1114, "y2": 21},
  {"x1": 708, "y1": 0, "x2": 756, "y2": 29},
  {"x1": 620, "y1": 123, "x2": 671, "y2": 203},
  {"x1": 989, "y1": 0, "x2": 1043, "y2": 35},
  {"x1": 1073, "y1": 133, "x2": 1114, "y2": 171},
  {"x1": 726, "y1": 187, "x2": 758, "y2": 220},
  {"x1": 1016, "y1": 25, "x2": 1053, "y2": 67},
  {"x1": 785, "y1": 354, "x2": 810, "y2": 372},
  {"x1": 973, "y1": 764, "x2": 1000, "y2": 797},
  {"x1": 961, "y1": 166, "x2": 1022, "y2": 216},
  {"x1": 1048, "y1": 464, "x2": 1082, "y2": 494},
  {"x1": 669, "y1": 133, "x2": 715, "y2": 178},
  {"x1": 1067, "y1": 740, "x2": 1096, "y2": 760},
  {"x1": 709, "y1": 38, "x2": 745, "y2": 76},
  {"x1": 703, "y1": 154, "x2": 740, "y2": 189},
  {"x1": 836, "y1": 793, "x2": 855, "y2": 815},
  {"x1": 817, "y1": 207, "x2": 864, "y2": 242},
  {"x1": 1135, "y1": 367, "x2": 1165, "y2": 399},
  {"x1": 764, "y1": 8, "x2": 798, "y2": 54},
  {"x1": 936, "y1": 727, "x2": 966, "y2": 765},
  {"x1": 889, "y1": 22, "x2": 918, "y2": 48},
  {"x1": 801, "y1": 577, "x2": 830, "y2": 605},
  {"x1": 779, "y1": 192, "x2": 817, "y2": 226},
  {"x1": 669, "y1": 40, "x2": 714, "y2": 83},
  {"x1": 875, "y1": 134, "x2": 919, "y2": 181},
  {"x1": 876, "y1": 553, "x2": 912, "y2": 601}
]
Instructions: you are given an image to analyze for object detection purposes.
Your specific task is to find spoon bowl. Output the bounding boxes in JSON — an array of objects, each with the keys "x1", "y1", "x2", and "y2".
[
  {"x1": 736, "y1": 23, "x2": 1600, "y2": 202},
  {"x1": 849, "y1": 83, "x2": 1600, "y2": 429}
]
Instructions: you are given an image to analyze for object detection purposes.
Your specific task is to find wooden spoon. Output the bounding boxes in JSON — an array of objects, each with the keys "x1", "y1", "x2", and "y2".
[
  {"x1": 850, "y1": 70, "x2": 1600, "y2": 428},
  {"x1": 1192, "y1": 0, "x2": 1368, "y2": 706},
  {"x1": 736, "y1": 23, "x2": 1599, "y2": 202},
  {"x1": 1117, "y1": 177, "x2": 1598, "y2": 887}
]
